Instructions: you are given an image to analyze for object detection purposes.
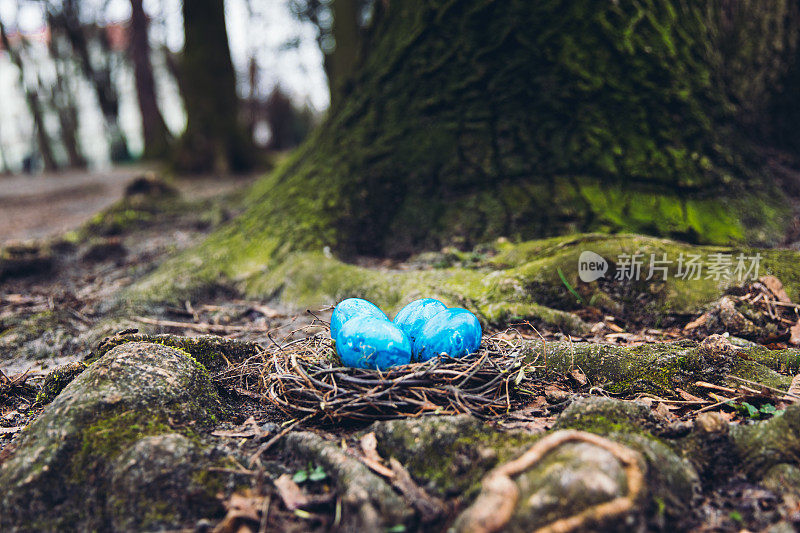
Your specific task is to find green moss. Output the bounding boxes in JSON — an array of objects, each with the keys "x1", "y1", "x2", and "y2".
[
  {"x1": 35, "y1": 361, "x2": 87, "y2": 406},
  {"x1": 70, "y1": 410, "x2": 176, "y2": 479},
  {"x1": 127, "y1": 232, "x2": 800, "y2": 335},
  {"x1": 371, "y1": 416, "x2": 540, "y2": 498},
  {"x1": 85, "y1": 333, "x2": 261, "y2": 371}
]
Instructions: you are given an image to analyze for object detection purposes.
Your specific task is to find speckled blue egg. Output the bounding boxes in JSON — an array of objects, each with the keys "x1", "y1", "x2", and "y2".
[
  {"x1": 413, "y1": 308, "x2": 482, "y2": 362},
  {"x1": 335, "y1": 316, "x2": 412, "y2": 370},
  {"x1": 330, "y1": 298, "x2": 387, "y2": 340},
  {"x1": 393, "y1": 298, "x2": 447, "y2": 345}
]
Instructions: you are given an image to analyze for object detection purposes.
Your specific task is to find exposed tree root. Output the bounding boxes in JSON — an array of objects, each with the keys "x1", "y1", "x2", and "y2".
[{"x1": 455, "y1": 430, "x2": 644, "y2": 533}]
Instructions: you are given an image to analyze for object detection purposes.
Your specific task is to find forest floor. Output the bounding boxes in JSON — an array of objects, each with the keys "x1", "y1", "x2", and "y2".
[{"x1": 2, "y1": 171, "x2": 800, "y2": 532}]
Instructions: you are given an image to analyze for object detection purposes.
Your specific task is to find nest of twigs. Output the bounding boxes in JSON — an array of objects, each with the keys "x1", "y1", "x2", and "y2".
[{"x1": 215, "y1": 335, "x2": 543, "y2": 426}]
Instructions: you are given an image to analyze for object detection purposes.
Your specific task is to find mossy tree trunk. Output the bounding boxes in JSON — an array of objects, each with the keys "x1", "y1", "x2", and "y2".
[
  {"x1": 174, "y1": 0, "x2": 256, "y2": 174},
  {"x1": 218, "y1": 0, "x2": 800, "y2": 261}
]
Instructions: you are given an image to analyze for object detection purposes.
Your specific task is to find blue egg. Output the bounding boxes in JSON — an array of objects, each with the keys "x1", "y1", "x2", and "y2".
[
  {"x1": 330, "y1": 298, "x2": 387, "y2": 340},
  {"x1": 414, "y1": 308, "x2": 482, "y2": 362},
  {"x1": 393, "y1": 298, "x2": 448, "y2": 345},
  {"x1": 336, "y1": 316, "x2": 412, "y2": 370}
]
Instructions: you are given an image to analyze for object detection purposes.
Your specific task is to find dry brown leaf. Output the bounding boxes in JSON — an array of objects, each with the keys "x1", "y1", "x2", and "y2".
[
  {"x1": 760, "y1": 275, "x2": 792, "y2": 303},
  {"x1": 359, "y1": 432, "x2": 382, "y2": 463},
  {"x1": 790, "y1": 321, "x2": 800, "y2": 346},
  {"x1": 274, "y1": 473, "x2": 309, "y2": 511},
  {"x1": 683, "y1": 313, "x2": 708, "y2": 332},
  {"x1": 357, "y1": 431, "x2": 396, "y2": 477},
  {"x1": 212, "y1": 491, "x2": 263, "y2": 533},
  {"x1": 569, "y1": 368, "x2": 588, "y2": 387},
  {"x1": 675, "y1": 388, "x2": 704, "y2": 403}
]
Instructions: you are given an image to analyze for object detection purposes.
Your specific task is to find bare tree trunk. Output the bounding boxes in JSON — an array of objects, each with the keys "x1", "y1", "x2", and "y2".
[
  {"x1": 174, "y1": 0, "x2": 256, "y2": 173},
  {"x1": 129, "y1": 0, "x2": 171, "y2": 159},
  {"x1": 48, "y1": 1, "x2": 130, "y2": 162},
  {"x1": 0, "y1": 20, "x2": 58, "y2": 172},
  {"x1": 47, "y1": 34, "x2": 87, "y2": 169}
]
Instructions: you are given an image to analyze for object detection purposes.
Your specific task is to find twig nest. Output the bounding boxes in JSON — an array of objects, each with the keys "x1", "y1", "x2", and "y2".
[
  {"x1": 393, "y1": 298, "x2": 447, "y2": 345},
  {"x1": 414, "y1": 308, "x2": 482, "y2": 362},
  {"x1": 335, "y1": 316, "x2": 412, "y2": 370},
  {"x1": 330, "y1": 298, "x2": 388, "y2": 340}
]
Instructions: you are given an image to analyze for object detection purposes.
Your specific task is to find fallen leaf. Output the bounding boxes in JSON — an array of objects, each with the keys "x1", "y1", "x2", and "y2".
[
  {"x1": 569, "y1": 368, "x2": 588, "y2": 387},
  {"x1": 791, "y1": 321, "x2": 800, "y2": 346},
  {"x1": 359, "y1": 432, "x2": 382, "y2": 463},
  {"x1": 274, "y1": 473, "x2": 309, "y2": 511},
  {"x1": 212, "y1": 490, "x2": 264, "y2": 533},
  {"x1": 675, "y1": 388, "x2": 704, "y2": 403},
  {"x1": 760, "y1": 275, "x2": 792, "y2": 303},
  {"x1": 683, "y1": 313, "x2": 708, "y2": 332}
]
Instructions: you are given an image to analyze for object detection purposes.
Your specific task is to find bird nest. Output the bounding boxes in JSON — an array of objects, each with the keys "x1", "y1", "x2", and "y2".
[{"x1": 215, "y1": 335, "x2": 544, "y2": 426}]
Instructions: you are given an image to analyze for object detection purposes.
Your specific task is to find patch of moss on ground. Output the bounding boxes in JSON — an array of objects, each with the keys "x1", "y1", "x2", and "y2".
[
  {"x1": 86, "y1": 332, "x2": 261, "y2": 371},
  {"x1": 70, "y1": 410, "x2": 177, "y2": 480},
  {"x1": 127, "y1": 232, "x2": 800, "y2": 333}
]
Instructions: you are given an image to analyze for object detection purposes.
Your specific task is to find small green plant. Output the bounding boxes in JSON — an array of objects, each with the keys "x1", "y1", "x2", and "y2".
[
  {"x1": 737, "y1": 402, "x2": 784, "y2": 419},
  {"x1": 292, "y1": 463, "x2": 327, "y2": 483},
  {"x1": 558, "y1": 268, "x2": 584, "y2": 305}
]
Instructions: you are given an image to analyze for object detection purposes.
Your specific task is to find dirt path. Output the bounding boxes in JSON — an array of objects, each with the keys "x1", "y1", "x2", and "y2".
[
  {"x1": 0, "y1": 167, "x2": 143, "y2": 245},
  {"x1": 0, "y1": 168, "x2": 260, "y2": 245}
]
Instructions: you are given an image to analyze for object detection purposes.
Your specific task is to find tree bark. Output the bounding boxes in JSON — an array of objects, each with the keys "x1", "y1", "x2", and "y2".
[
  {"x1": 173, "y1": 0, "x2": 256, "y2": 174},
  {"x1": 129, "y1": 0, "x2": 171, "y2": 160},
  {"x1": 327, "y1": 0, "x2": 362, "y2": 107}
]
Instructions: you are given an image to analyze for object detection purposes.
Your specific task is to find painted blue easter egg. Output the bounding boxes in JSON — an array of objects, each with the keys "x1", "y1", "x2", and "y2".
[
  {"x1": 414, "y1": 308, "x2": 482, "y2": 362},
  {"x1": 393, "y1": 298, "x2": 447, "y2": 345},
  {"x1": 336, "y1": 316, "x2": 412, "y2": 370},
  {"x1": 330, "y1": 298, "x2": 387, "y2": 340}
]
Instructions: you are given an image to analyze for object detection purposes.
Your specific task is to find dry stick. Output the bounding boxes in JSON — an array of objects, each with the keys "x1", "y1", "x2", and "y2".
[
  {"x1": 695, "y1": 381, "x2": 737, "y2": 395},
  {"x1": 784, "y1": 375, "x2": 800, "y2": 404},
  {"x1": 693, "y1": 395, "x2": 744, "y2": 415},
  {"x1": 726, "y1": 375, "x2": 800, "y2": 401}
]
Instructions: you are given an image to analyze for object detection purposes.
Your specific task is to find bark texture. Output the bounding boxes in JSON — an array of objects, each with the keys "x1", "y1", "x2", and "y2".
[
  {"x1": 174, "y1": 0, "x2": 255, "y2": 173},
  {"x1": 169, "y1": 0, "x2": 800, "y2": 279}
]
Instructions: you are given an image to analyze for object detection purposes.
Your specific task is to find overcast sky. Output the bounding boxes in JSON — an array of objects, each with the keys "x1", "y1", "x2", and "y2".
[{"x1": 0, "y1": 0, "x2": 330, "y2": 110}]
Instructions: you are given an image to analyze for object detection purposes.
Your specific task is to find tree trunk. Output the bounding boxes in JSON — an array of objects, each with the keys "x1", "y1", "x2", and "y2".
[
  {"x1": 0, "y1": 21, "x2": 58, "y2": 172},
  {"x1": 189, "y1": 0, "x2": 800, "y2": 262},
  {"x1": 48, "y1": 2, "x2": 130, "y2": 163},
  {"x1": 129, "y1": 0, "x2": 171, "y2": 160},
  {"x1": 327, "y1": 0, "x2": 362, "y2": 106},
  {"x1": 47, "y1": 34, "x2": 87, "y2": 169},
  {"x1": 173, "y1": 0, "x2": 256, "y2": 174}
]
